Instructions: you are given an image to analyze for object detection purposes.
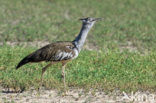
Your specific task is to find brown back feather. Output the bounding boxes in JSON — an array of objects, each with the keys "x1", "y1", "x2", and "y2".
[
  {"x1": 16, "y1": 41, "x2": 75, "y2": 69},
  {"x1": 32, "y1": 41, "x2": 75, "y2": 61}
]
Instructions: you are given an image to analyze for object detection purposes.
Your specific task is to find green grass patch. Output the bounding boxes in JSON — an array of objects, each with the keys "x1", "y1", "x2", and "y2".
[
  {"x1": 0, "y1": 0, "x2": 156, "y2": 92},
  {"x1": 0, "y1": 46, "x2": 155, "y2": 92},
  {"x1": 0, "y1": 0, "x2": 156, "y2": 51}
]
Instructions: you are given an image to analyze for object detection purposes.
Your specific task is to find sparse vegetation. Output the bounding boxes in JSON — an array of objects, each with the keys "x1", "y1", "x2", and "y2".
[
  {"x1": 0, "y1": 46, "x2": 156, "y2": 92},
  {"x1": 0, "y1": 0, "x2": 156, "y2": 92}
]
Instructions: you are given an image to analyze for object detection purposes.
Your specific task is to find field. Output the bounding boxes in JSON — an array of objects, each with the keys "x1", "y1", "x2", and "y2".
[{"x1": 0, "y1": 0, "x2": 156, "y2": 98}]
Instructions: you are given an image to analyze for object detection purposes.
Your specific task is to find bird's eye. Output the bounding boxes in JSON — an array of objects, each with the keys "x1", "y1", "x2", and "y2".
[{"x1": 88, "y1": 18, "x2": 93, "y2": 22}]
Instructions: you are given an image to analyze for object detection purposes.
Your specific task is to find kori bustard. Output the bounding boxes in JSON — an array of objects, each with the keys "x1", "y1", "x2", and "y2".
[{"x1": 16, "y1": 17, "x2": 102, "y2": 91}]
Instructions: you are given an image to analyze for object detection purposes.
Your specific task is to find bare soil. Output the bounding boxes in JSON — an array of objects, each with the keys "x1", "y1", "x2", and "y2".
[
  {"x1": 0, "y1": 41, "x2": 99, "y2": 51},
  {"x1": 0, "y1": 41, "x2": 139, "y2": 52},
  {"x1": 0, "y1": 87, "x2": 155, "y2": 103}
]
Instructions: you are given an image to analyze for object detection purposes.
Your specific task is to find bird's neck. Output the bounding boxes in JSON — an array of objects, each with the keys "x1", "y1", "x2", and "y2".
[{"x1": 73, "y1": 24, "x2": 93, "y2": 52}]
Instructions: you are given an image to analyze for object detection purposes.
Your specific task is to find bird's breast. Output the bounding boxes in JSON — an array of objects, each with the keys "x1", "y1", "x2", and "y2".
[{"x1": 72, "y1": 48, "x2": 79, "y2": 59}]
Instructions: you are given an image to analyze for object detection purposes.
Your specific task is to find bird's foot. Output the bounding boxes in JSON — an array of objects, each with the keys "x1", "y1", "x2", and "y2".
[{"x1": 61, "y1": 90, "x2": 70, "y2": 96}]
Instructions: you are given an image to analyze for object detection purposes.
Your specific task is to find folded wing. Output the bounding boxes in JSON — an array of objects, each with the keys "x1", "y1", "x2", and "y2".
[{"x1": 16, "y1": 41, "x2": 76, "y2": 69}]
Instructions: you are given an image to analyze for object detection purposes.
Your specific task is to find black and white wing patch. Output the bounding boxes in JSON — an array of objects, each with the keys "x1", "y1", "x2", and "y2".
[
  {"x1": 54, "y1": 50, "x2": 74, "y2": 61},
  {"x1": 51, "y1": 45, "x2": 76, "y2": 61}
]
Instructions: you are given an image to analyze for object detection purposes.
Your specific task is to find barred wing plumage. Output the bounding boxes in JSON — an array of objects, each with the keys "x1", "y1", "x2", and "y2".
[{"x1": 16, "y1": 41, "x2": 77, "y2": 69}]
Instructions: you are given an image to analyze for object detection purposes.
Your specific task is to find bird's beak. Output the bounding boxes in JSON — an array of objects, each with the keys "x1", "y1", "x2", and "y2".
[
  {"x1": 93, "y1": 18, "x2": 103, "y2": 21},
  {"x1": 79, "y1": 17, "x2": 103, "y2": 21}
]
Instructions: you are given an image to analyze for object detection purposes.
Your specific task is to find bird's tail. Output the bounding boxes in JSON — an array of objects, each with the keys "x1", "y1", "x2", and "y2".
[{"x1": 16, "y1": 56, "x2": 31, "y2": 69}]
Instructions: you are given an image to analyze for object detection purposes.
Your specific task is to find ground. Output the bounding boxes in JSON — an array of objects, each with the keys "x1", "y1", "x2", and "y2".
[
  {"x1": 1, "y1": 87, "x2": 156, "y2": 103},
  {"x1": 0, "y1": 42, "x2": 156, "y2": 103},
  {"x1": 0, "y1": 0, "x2": 156, "y2": 102}
]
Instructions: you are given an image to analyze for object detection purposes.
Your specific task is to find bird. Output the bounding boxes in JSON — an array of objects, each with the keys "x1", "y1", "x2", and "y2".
[{"x1": 16, "y1": 17, "x2": 102, "y2": 91}]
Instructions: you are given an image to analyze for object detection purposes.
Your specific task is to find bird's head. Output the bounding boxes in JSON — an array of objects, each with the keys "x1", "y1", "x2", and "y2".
[{"x1": 79, "y1": 17, "x2": 102, "y2": 28}]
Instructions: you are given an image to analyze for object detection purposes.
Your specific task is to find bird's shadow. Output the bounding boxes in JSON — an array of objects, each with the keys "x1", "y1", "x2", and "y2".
[{"x1": 2, "y1": 87, "x2": 25, "y2": 94}]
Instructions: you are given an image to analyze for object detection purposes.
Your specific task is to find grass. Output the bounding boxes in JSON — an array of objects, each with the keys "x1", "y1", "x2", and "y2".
[
  {"x1": 0, "y1": 0, "x2": 156, "y2": 51},
  {"x1": 0, "y1": 46, "x2": 156, "y2": 92},
  {"x1": 0, "y1": 0, "x2": 156, "y2": 92}
]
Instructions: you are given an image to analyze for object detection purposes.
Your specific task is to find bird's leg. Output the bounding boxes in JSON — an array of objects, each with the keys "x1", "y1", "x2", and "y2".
[
  {"x1": 41, "y1": 62, "x2": 54, "y2": 83},
  {"x1": 61, "y1": 62, "x2": 67, "y2": 92}
]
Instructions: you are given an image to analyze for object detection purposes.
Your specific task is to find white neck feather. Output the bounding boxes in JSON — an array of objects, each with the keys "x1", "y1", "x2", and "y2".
[{"x1": 73, "y1": 22, "x2": 94, "y2": 52}]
